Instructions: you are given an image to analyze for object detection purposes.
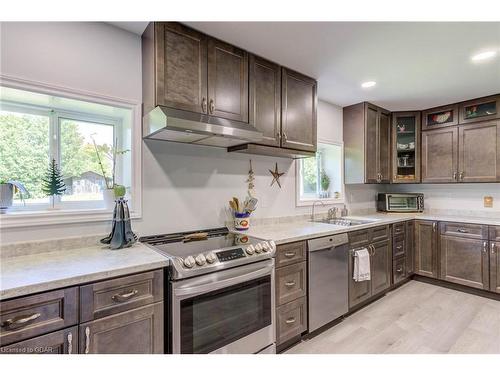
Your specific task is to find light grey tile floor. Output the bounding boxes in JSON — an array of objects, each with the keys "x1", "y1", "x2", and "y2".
[{"x1": 285, "y1": 280, "x2": 500, "y2": 354}]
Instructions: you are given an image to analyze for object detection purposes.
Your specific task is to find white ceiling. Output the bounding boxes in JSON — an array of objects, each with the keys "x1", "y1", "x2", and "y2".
[{"x1": 109, "y1": 22, "x2": 500, "y2": 110}]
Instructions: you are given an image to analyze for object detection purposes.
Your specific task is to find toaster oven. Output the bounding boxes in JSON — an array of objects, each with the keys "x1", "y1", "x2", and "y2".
[{"x1": 377, "y1": 193, "x2": 424, "y2": 213}]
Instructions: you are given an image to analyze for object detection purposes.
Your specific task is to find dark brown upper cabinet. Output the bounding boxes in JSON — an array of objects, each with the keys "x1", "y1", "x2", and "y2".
[
  {"x1": 143, "y1": 22, "x2": 248, "y2": 123},
  {"x1": 458, "y1": 121, "x2": 500, "y2": 182},
  {"x1": 421, "y1": 127, "x2": 458, "y2": 183},
  {"x1": 207, "y1": 38, "x2": 248, "y2": 122},
  {"x1": 459, "y1": 94, "x2": 500, "y2": 124},
  {"x1": 422, "y1": 104, "x2": 459, "y2": 131},
  {"x1": 281, "y1": 68, "x2": 318, "y2": 152},
  {"x1": 391, "y1": 112, "x2": 421, "y2": 183},
  {"x1": 249, "y1": 55, "x2": 281, "y2": 147},
  {"x1": 143, "y1": 22, "x2": 208, "y2": 115},
  {"x1": 344, "y1": 102, "x2": 391, "y2": 184},
  {"x1": 421, "y1": 121, "x2": 500, "y2": 183}
]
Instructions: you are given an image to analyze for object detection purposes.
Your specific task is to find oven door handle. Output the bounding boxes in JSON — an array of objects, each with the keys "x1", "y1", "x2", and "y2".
[{"x1": 173, "y1": 263, "x2": 273, "y2": 298}]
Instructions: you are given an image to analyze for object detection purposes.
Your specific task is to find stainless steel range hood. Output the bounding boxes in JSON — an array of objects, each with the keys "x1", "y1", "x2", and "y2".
[{"x1": 143, "y1": 106, "x2": 263, "y2": 147}]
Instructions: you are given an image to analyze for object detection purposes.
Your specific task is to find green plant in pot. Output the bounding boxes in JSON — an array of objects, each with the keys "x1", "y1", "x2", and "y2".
[
  {"x1": 320, "y1": 170, "x2": 330, "y2": 199},
  {"x1": 0, "y1": 179, "x2": 30, "y2": 213},
  {"x1": 91, "y1": 136, "x2": 129, "y2": 209}
]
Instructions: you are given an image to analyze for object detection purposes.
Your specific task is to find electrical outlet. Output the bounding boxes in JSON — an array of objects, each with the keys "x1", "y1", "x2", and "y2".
[{"x1": 484, "y1": 196, "x2": 493, "y2": 208}]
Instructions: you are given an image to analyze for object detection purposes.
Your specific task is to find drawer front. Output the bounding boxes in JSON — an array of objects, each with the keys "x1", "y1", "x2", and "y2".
[
  {"x1": 276, "y1": 296, "x2": 307, "y2": 346},
  {"x1": 393, "y1": 257, "x2": 407, "y2": 284},
  {"x1": 490, "y1": 226, "x2": 500, "y2": 241},
  {"x1": 0, "y1": 287, "x2": 78, "y2": 347},
  {"x1": 275, "y1": 262, "x2": 306, "y2": 306},
  {"x1": 348, "y1": 229, "x2": 370, "y2": 248},
  {"x1": 276, "y1": 241, "x2": 306, "y2": 267},
  {"x1": 80, "y1": 270, "x2": 163, "y2": 322},
  {"x1": 393, "y1": 223, "x2": 406, "y2": 237},
  {"x1": 439, "y1": 222, "x2": 488, "y2": 239},
  {"x1": 370, "y1": 225, "x2": 390, "y2": 243},
  {"x1": 393, "y1": 235, "x2": 406, "y2": 259},
  {"x1": 0, "y1": 326, "x2": 78, "y2": 354}
]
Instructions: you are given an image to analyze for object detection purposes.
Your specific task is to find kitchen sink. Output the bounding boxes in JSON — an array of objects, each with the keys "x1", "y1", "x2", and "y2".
[{"x1": 313, "y1": 218, "x2": 378, "y2": 227}]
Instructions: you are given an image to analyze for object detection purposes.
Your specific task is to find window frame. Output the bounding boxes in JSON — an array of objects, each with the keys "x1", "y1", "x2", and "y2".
[
  {"x1": 295, "y1": 139, "x2": 345, "y2": 207},
  {"x1": 0, "y1": 76, "x2": 142, "y2": 229}
]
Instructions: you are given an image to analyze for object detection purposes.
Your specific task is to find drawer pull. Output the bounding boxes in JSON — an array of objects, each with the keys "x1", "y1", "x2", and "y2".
[
  {"x1": 284, "y1": 281, "x2": 296, "y2": 287},
  {"x1": 1, "y1": 312, "x2": 41, "y2": 330},
  {"x1": 284, "y1": 252, "x2": 296, "y2": 258},
  {"x1": 457, "y1": 228, "x2": 468, "y2": 233},
  {"x1": 396, "y1": 266, "x2": 403, "y2": 273},
  {"x1": 492, "y1": 243, "x2": 497, "y2": 255},
  {"x1": 84, "y1": 327, "x2": 90, "y2": 354},
  {"x1": 396, "y1": 245, "x2": 402, "y2": 250},
  {"x1": 285, "y1": 317, "x2": 296, "y2": 324},
  {"x1": 112, "y1": 289, "x2": 138, "y2": 302},
  {"x1": 67, "y1": 332, "x2": 73, "y2": 354}
]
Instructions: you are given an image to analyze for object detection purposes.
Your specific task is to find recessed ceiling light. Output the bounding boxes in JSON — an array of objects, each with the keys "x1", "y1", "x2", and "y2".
[
  {"x1": 471, "y1": 50, "x2": 497, "y2": 61},
  {"x1": 361, "y1": 81, "x2": 376, "y2": 88}
]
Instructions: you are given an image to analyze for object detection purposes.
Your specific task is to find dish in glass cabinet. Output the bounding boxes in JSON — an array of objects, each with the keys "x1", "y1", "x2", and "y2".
[{"x1": 428, "y1": 111, "x2": 452, "y2": 125}]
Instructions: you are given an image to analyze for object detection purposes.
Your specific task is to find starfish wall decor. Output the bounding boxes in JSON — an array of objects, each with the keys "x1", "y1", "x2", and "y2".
[{"x1": 269, "y1": 162, "x2": 285, "y2": 188}]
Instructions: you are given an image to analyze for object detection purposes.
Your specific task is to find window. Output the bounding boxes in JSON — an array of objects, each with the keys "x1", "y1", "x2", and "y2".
[
  {"x1": 296, "y1": 141, "x2": 344, "y2": 205},
  {"x1": 0, "y1": 85, "x2": 136, "y2": 214}
]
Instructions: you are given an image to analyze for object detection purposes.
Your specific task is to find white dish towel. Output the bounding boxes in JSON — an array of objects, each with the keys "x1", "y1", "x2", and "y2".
[{"x1": 353, "y1": 248, "x2": 371, "y2": 282}]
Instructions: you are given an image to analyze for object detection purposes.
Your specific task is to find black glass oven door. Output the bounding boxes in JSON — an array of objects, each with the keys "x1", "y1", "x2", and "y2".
[{"x1": 180, "y1": 275, "x2": 271, "y2": 354}]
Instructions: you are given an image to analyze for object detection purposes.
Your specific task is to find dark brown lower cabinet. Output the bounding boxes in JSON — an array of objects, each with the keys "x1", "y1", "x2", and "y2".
[
  {"x1": 415, "y1": 220, "x2": 438, "y2": 278},
  {"x1": 491, "y1": 242, "x2": 500, "y2": 294},
  {"x1": 439, "y1": 236, "x2": 490, "y2": 290},
  {"x1": 276, "y1": 297, "x2": 307, "y2": 345},
  {"x1": 371, "y1": 240, "x2": 392, "y2": 296},
  {"x1": 79, "y1": 303, "x2": 163, "y2": 354},
  {"x1": 406, "y1": 221, "x2": 415, "y2": 275},
  {"x1": 348, "y1": 236, "x2": 391, "y2": 310},
  {"x1": 1, "y1": 326, "x2": 77, "y2": 354}
]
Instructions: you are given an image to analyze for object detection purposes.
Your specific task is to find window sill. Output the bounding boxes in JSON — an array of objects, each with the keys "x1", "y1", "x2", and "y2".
[
  {"x1": 296, "y1": 198, "x2": 345, "y2": 207},
  {"x1": 0, "y1": 208, "x2": 141, "y2": 229}
]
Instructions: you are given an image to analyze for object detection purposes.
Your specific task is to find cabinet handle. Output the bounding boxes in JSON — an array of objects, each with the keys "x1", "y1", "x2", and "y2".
[
  {"x1": 277, "y1": 132, "x2": 282, "y2": 139},
  {"x1": 396, "y1": 245, "x2": 403, "y2": 250},
  {"x1": 284, "y1": 252, "x2": 296, "y2": 258},
  {"x1": 112, "y1": 289, "x2": 138, "y2": 303},
  {"x1": 67, "y1": 332, "x2": 73, "y2": 354},
  {"x1": 1, "y1": 312, "x2": 41, "y2": 330},
  {"x1": 492, "y1": 243, "x2": 496, "y2": 255},
  {"x1": 201, "y1": 97, "x2": 207, "y2": 113},
  {"x1": 209, "y1": 99, "x2": 215, "y2": 114},
  {"x1": 284, "y1": 281, "x2": 296, "y2": 287},
  {"x1": 396, "y1": 266, "x2": 403, "y2": 273},
  {"x1": 283, "y1": 132, "x2": 288, "y2": 141},
  {"x1": 457, "y1": 228, "x2": 468, "y2": 233},
  {"x1": 453, "y1": 171, "x2": 457, "y2": 181},
  {"x1": 459, "y1": 171, "x2": 464, "y2": 181},
  {"x1": 84, "y1": 327, "x2": 91, "y2": 354},
  {"x1": 483, "y1": 242, "x2": 488, "y2": 253},
  {"x1": 433, "y1": 222, "x2": 437, "y2": 232},
  {"x1": 285, "y1": 317, "x2": 296, "y2": 325}
]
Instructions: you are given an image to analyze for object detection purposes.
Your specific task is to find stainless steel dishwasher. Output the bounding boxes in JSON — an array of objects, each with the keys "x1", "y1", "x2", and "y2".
[{"x1": 307, "y1": 233, "x2": 349, "y2": 332}]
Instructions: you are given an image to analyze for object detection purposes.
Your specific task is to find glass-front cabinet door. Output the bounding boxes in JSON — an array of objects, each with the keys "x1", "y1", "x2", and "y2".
[{"x1": 392, "y1": 112, "x2": 421, "y2": 183}]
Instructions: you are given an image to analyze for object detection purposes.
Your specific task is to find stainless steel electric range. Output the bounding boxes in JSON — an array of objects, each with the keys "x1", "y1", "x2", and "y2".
[{"x1": 141, "y1": 227, "x2": 276, "y2": 354}]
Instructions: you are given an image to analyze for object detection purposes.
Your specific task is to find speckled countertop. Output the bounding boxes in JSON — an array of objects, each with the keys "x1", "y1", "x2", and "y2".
[
  {"x1": 240, "y1": 213, "x2": 500, "y2": 244},
  {"x1": 0, "y1": 243, "x2": 169, "y2": 301}
]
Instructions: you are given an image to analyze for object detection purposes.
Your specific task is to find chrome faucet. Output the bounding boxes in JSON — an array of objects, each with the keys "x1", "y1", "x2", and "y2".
[
  {"x1": 311, "y1": 200, "x2": 327, "y2": 221},
  {"x1": 327, "y1": 207, "x2": 338, "y2": 220}
]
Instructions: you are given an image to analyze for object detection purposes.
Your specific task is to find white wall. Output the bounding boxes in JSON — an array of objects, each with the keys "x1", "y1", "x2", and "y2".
[
  {"x1": 1, "y1": 22, "x2": 358, "y2": 244},
  {"x1": 0, "y1": 22, "x2": 141, "y2": 102}
]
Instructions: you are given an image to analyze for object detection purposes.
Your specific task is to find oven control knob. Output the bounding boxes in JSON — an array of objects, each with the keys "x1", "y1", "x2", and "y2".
[
  {"x1": 195, "y1": 254, "x2": 206, "y2": 266},
  {"x1": 245, "y1": 245, "x2": 255, "y2": 255},
  {"x1": 261, "y1": 242, "x2": 270, "y2": 252},
  {"x1": 183, "y1": 256, "x2": 196, "y2": 268},
  {"x1": 206, "y1": 252, "x2": 217, "y2": 264},
  {"x1": 269, "y1": 240, "x2": 276, "y2": 250},
  {"x1": 255, "y1": 243, "x2": 263, "y2": 253}
]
